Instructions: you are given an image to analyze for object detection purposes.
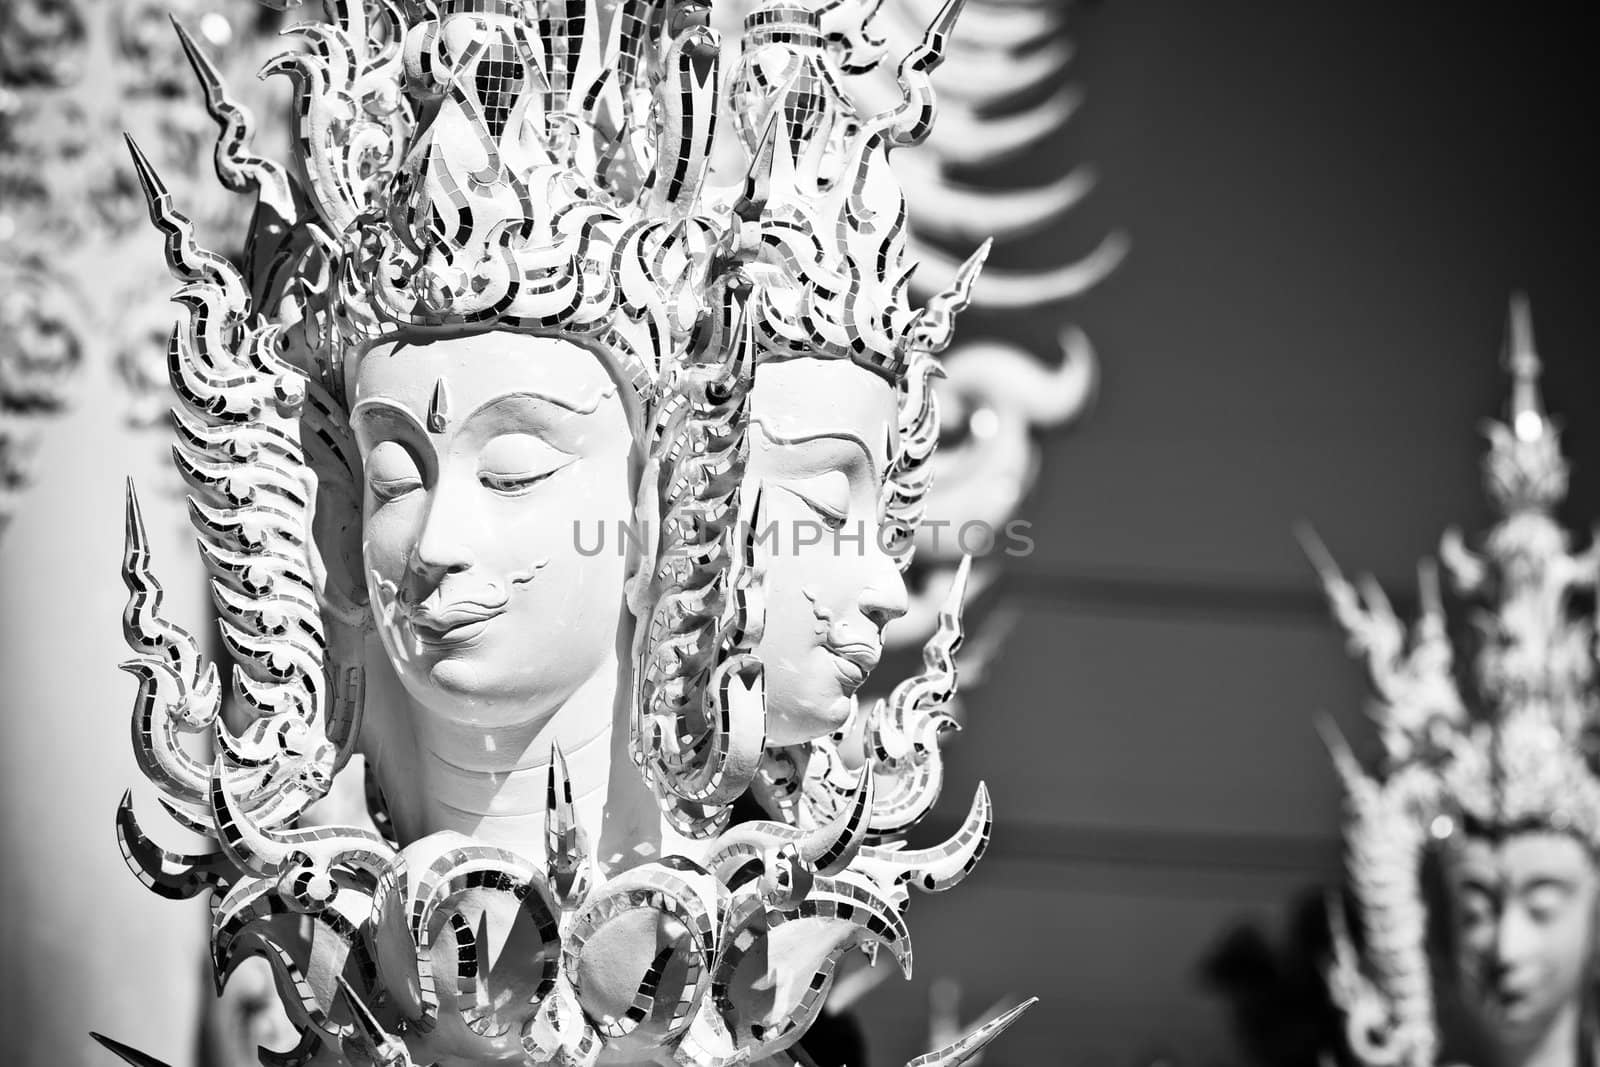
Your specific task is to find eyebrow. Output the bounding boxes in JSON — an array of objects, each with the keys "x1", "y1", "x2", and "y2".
[
  {"x1": 350, "y1": 397, "x2": 428, "y2": 435},
  {"x1": 350, "y1": 387, "x2": 607, "y2": 435},
  {"x1": 1518, "y1": 876, "x2": 1577, "y2": 895},
  {"x1": 378, "y1": 337, "x2": 616, "y2": 410},
  {"x1": 750, "y1": 417, "x2": 880, "y2": 482},
  {"x1": 466, "y1": 390, "x2": 607, "y2": 422}
]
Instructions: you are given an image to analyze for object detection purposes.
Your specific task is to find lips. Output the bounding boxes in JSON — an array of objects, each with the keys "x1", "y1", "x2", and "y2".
[
  {"x1": 1488, "y1": 982, "x2": 1533, "y2": 1014},
  {"x1": 825, "y1": 641, "x2": 881, "y2": 689},
  {"x1": 408, "y1": 603, "x2": 505, "y2": 648},
  {"x1": 1467, "y1": 973, "x2": 1541, "y2": 1026}
]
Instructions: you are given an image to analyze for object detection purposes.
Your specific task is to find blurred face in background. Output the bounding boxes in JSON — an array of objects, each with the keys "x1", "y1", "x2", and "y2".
[{"x1": 1445, "y1": 830, "x2": 1600, "y2": 1060}]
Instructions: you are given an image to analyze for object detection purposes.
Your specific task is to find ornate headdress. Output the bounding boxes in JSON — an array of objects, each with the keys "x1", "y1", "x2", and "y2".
[
  {"x1": 114, "y1": 1, "x2": 1011, "y2": 1063},
  {"x1": 1309, "y1": 297, "x2": 1600, "y2": 1067},
  {"x1": 630, "y1": 0, "x2": 990, "y2": 835},
  {"x1": 277, "y1": 0, "x2": 729, "y2": 405}
]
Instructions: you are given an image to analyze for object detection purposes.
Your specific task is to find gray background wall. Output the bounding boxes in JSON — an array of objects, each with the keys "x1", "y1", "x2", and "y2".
[{"x1": 859, "y1": 3, "x2": 1600, "y2": 1064}]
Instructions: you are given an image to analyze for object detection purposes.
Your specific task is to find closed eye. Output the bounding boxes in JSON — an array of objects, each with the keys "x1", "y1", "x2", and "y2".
[
  {"x1": 1523, "y1": 883, "x2": 1574, "y2": 923},
  {"x1": 366, "y1": 440, "x2": 425, "y2": 504},
  {"x1": 477, "y1": 433, "x2": 576, "y2": 495},
  {"x1": 371, "y1": 476, "x2": 423, "y2": 502},
  {"x1": 779, "y1": 471, "x2": 851, "y2": 530},
  {"x1": 798, "y1": 494, "x2": 847, "y2": 529},
  {"x1": 480, "y1": 467, "x2": 566, "y2": 494}
]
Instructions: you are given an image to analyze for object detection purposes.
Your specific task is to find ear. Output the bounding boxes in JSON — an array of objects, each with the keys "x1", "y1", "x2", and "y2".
[
  {"x1": 737, "y1": 476, "x2": 769, "y2": 583},
  {"x1": 302, "y1": 411, "x2": 371, "y2": 631},
  {"x1": 623, "y1": 454, "x2": 660, "y2": 617}
]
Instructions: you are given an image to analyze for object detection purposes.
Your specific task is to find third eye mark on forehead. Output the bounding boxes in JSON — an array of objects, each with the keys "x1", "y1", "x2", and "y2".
[{"x1": 428, "y1": 377, "x2": 450, "y2": 433}]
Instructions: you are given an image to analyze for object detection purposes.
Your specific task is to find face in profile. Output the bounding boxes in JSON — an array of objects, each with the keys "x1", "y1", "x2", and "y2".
[
  {"x1": 746, "y1": 357, "x2": 909, "y2": 746},
  {"x1": 1445, "y1": 830, "x2": 1600, "y2": 1049},
  {"x1": 352, "y1": 332, "x2": 636, "y2": 726}
]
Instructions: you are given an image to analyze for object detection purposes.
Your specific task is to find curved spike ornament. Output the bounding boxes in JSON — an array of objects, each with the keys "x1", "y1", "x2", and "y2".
[
  {"x1": 1313, "y1": 298, "x2": 1600, "y2": 1067},
  {"x1": 906, "y1": 996, "x2": 1038, "y2": 1067},
  {"x1": 869, "y1": 554, "x2": 972, "y2": 832}
]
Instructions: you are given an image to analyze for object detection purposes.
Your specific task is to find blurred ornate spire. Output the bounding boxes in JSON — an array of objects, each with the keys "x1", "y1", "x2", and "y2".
[{"x1": 1308, "y1": 296, "x2": 1600, "y2": 1067}]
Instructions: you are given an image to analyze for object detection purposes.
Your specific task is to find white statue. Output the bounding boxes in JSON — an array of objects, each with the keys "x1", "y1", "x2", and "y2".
[
  {"x1": 104, "y1": 1, "x2": 1021, "y2": 1065},
  {"x1": 351, "y1": 330, "x2": 665, "y2": 860},
  {"x1": 1314, "y1": 297, "x2": 1600, "y2": 1067},
  {"x1": 745, "y1": 356, "x2": 910, "y2": 744}
]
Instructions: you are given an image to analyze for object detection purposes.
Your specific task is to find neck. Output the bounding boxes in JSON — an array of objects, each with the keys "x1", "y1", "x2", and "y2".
[
  {"x1": 361, "y1": 633, "x2": 671, "y2": 874},
  {"x1": 1490, "y1": 999, "x2": 1586, "y2": 1067},
  {"x1": 410, "y1": 657, "x2": 618, "y2": 853}
]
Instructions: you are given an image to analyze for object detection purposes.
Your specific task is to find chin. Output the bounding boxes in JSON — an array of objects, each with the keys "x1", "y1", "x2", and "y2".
[
  {"x1": 1471, "y1": 995, "x2": 1553, "y2": 1040},
  {"x1": 766, "y1": 683, "x2": 852, "y2": 747},
  {"x1": 409, "y1": 659, "x2": 522, "y2": 718},
  {"x1": 423, "y1": 655, "x2": 490, "y2": 694}
]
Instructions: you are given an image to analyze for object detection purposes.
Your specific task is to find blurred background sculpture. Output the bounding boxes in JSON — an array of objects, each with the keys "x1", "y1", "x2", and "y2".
[
  {"x1": 862, "y1": 0, "x2": 1127, "y2": 647},
  {"x1": 0, "y1": 4, "x2": 286, "y2": 1064},
  {"x1": 1310, "y1": 297, "x2": 1600, "y2": 1067},
  {"x1": 0, "y1": 0, "x2": 284, "y2": 523},
  {"x1": 106, "y1": 0, "x2": 1020, "y2": 1063}
]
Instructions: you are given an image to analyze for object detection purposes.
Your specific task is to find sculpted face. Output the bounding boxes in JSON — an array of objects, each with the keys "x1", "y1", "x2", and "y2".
[
  {"x1": 747, "y1": 357, "x2": 908, "y2": 746},
  {"x1": 1445, "y1": 831, "x2": 1600, "y2": 1050},
  {"x1": 352, "y1": 332, "x2": 635, "y2": 727}
]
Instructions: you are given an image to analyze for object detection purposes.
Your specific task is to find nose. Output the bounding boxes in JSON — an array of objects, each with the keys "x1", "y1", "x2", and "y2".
[
  {"x1": 405, "y1": 490, "x2": 475, "y2": 597},
  {"x1": 858, "y1": 545, "x2": 909, "y2": 630},
  {"x1": 1490, "y1": 908, "x2": 1535, "y2": 980}
]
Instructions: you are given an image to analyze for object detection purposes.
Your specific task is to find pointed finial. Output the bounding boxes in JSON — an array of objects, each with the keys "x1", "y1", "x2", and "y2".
[
  {"x1": 955, "y1": 239, "x2": 993, "y2": 295},
  {"x1": 1417, "y1": 557, "x2": 1443, "y2": 630},
  {"x1": 1292, "y1": 521, "x2": 1342, "y2": 588},
  {"x1": 334, "y1": 974, "x2": 413, "y2": 1065},
  {"x1": 89, "y1": 1032, "x2": 175, "y2": 1067},
  {"x1": 945, "y1": 554, "x2": 973, "y2": 613},
  {"x1": 170, "y1": 12, "x2": 290, "y2": 207},
  {"x1": 124, "y1": 134, "x2": 170, "y2": 220},
  {"x1": 911, "y1": 239, "x2": 992, "y2": 356},
  {"x1": 734, "y1": 82, "x2": 791, "y2": 223},
  {"x1": 545, "y1": 742, "x2": 591, "y2": 903},
  {"x1": 924, "y1": 0, "x2": 970, "y2": 59},
  {"x1": 427, "y1": 377, "x2": 451, "y2": 433},
  {"x1": 124, "y1": 478, "x2": 148, "y2": 564},
  {"x1": 1315, "y1": 714, "x2": 1367, "y2": 794},
  {"x1": 170, "y1": 16, "x2": 222, "y2": 104},
  {"x1": 905, "y1": 996, "x2": 1037, "y2": 1067},
  {"x1": 124, "y1": 133, "x2": 245, "y2": 306},
  {"x1": 1324, "y1": 888, "x2": 1361, "y2": 973},
  {"x1": 547, "y1": 741, "x2": 574, "y2": 833},
  {"x1": 1505, "y1": 292, "x2": 1546, "y2": 443}
]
